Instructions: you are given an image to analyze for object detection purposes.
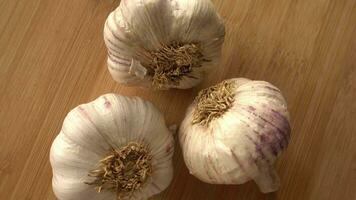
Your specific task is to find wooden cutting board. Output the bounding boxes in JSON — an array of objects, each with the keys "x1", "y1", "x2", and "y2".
[{"x1": 1, "y1": 0, "x2": 355, "y2": 199}]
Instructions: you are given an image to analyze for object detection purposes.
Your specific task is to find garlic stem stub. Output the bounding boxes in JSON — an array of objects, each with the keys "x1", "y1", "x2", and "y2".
[
  {"x1": 50, "y1": 94, "x2": 174, "y2": 200},
  {"x1": 104, "y1": 0, "x2": 225, "y2": 89},
  {"x1": 179, "y1": 78, "x2": 291, "y2": 193}
]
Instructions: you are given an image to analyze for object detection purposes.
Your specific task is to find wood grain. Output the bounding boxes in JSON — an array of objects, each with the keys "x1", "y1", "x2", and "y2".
[{"x1": 1, "y1": 0, "x2": 355, "y2": 199}]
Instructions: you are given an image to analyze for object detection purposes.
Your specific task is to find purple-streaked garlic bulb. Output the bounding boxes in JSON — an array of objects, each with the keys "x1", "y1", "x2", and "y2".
[
  {"x1": 104, "y1": 0, "x2": 225, "y2": 89},
  {"x1": 179, "y1": 78, "x2": 291, "y2": 193},
  {"x1": 50, "y1": 94, "x2": 174, "y2": 200}
]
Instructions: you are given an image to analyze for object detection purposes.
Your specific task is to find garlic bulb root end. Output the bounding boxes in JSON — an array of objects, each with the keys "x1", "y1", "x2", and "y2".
[
  {"x1": 86, "y1": 142, "x2": 152, "y2": 199},
  {"x1": 192, "y1": 79, "x2": 235, "y2": 126},
  {"x1": 142, "y1": 42, "x2": 208, "y2": 89}
]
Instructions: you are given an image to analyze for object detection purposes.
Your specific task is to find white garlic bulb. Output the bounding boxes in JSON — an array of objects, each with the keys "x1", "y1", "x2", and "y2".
[
  {"x1": 50, "y1": 94, "x2": 174, "y2": 200},
  {"x1": 104, "y1": 0, "x2": 225, "y2": 89},
  {"x1": 179, "y1": 78, "x2": 291, "y2": 193}
]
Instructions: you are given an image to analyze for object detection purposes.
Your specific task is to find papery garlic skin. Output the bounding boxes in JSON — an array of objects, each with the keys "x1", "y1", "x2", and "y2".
[
  {"x1": 179, "y1": 78, "x2": 291, "y2": 193},
  {"x1": 104, "y1": 0, "x2": 225, "y2": 89},
  {"x1": 50, "y1": 94, "x2": 174, "y2": 200}
]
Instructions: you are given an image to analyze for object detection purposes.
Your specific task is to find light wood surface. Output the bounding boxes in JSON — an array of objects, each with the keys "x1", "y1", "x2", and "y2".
[{"x1": 1, "y1": 0, "x2": 356, "y2": 199}]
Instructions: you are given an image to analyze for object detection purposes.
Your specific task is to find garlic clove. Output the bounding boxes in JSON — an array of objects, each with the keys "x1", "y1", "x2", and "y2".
[
  {"x1": 170, "y1": 0, "x2": 225, "y2": 44},
  {"x1": 52, "y1": 173, "x2": 116, "y2": 200},
  {"x1": 179, "y1": 78, "x2": 291, "y2": 193},
  {"x1": 50, "y1": 134, "x2": 101, "y2": 179},
  {"x1": 119, "y1": 0, "x2": 174, "y2": 49},
  {"x1": 104, "y1": 12, "x2": 136, "y2": 53}
]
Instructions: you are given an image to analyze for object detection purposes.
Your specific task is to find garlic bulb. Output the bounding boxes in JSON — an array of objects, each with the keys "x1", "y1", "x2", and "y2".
[
  {"x1": 179, "y1": 78, "x2": 291, "y2": 193},
  {"x1": 104, "y1": 0, "x2": 225, "y2": 89},
  {"x1": 50, "y1": 94, "x2": 174, "y2": 200}
]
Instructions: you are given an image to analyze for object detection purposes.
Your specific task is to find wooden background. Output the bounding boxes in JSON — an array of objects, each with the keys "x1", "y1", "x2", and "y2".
[{"x1": 1, "y1": 0, "x2": 355, "y2": 199}]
